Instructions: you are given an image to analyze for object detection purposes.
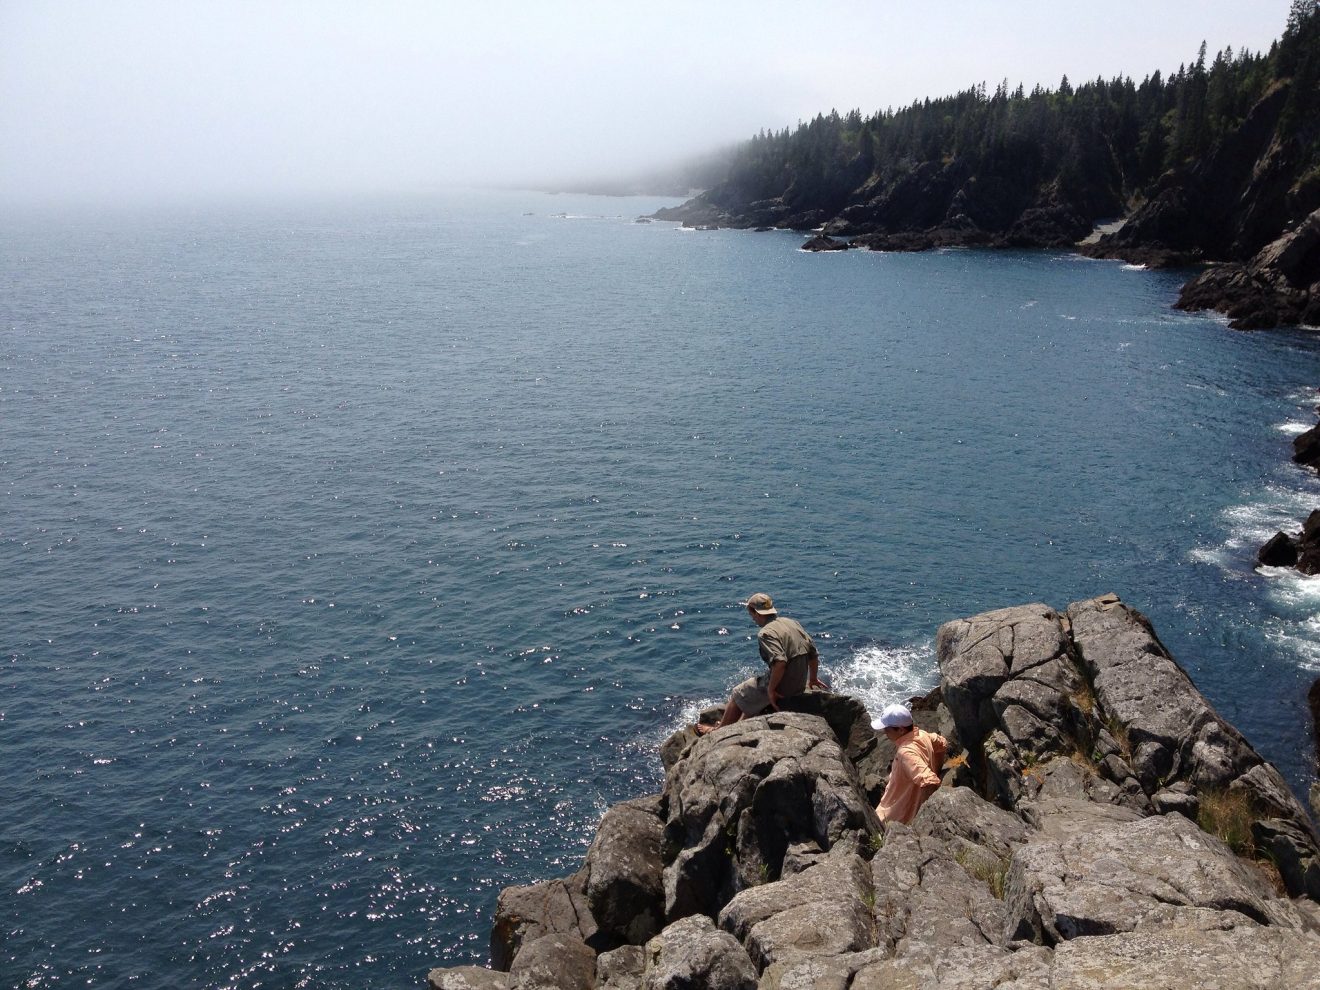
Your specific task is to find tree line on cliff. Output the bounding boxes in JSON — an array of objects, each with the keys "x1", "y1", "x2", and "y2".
[{"x1": 661, "y1": 0, "x2": 1320, "y2": 261}]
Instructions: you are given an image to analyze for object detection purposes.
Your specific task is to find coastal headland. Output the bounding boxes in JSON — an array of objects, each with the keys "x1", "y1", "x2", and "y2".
[
  {"x1": 427, "y1": 595, "x2": 1320, "y2": 989},
  {"x1": 648, "y1": 10, "x2": 1320, "y2": 334}
]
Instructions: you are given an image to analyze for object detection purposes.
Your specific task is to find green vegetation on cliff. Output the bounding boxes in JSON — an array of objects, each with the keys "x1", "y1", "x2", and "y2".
[{"x1": 663, "y1": 0, "x2": 1320, "y2": 259}]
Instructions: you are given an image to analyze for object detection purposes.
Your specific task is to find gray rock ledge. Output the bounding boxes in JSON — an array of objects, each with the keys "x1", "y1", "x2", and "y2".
[{"x1": 430, "y1": 594, "x2": 1320, "y2": 989}]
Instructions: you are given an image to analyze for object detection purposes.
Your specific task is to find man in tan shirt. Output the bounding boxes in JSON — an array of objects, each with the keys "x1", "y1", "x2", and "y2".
[
  {"x1": 874, "y1": 703, "x2": 946, "y2": 825},
  {"x1": 697, "y1": 593, "x2": 826, "y2": 735}
]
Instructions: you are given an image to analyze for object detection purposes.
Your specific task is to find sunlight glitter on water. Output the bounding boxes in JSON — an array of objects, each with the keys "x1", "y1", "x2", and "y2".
[{"x1": 1265, "y1": 621, "x2": 1320, "y2": 672}]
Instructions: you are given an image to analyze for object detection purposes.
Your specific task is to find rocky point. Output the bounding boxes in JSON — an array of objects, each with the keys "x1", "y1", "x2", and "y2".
[{"x1": 428, "y1": 595, "x2": 1320, "y2": 990}]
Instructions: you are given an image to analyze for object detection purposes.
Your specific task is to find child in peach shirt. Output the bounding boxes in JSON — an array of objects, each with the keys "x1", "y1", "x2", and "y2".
[{"x1": 874, "y1": 704, "x2": 947, "y2": 825}]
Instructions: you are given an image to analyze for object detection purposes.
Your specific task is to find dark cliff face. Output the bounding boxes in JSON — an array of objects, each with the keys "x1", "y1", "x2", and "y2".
[
  {"x1": 653, "y1": 154, "x2": 1107, "y2": 252},
  {"x1": 1083, "y1": 76, "x2": 1320, "y2": 329},
  {"x1": 659, "y1": 75, "x2": 1315, "y2": 256},
  {"x1": 1085, "y1": 80, "x2": 1320, "y2": 264}
]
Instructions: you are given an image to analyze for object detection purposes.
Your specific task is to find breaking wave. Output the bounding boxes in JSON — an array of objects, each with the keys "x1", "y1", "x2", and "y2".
[
  {"x1": 830, "y1": 641, "x2": 938, "y2": 716},
  {"x1": 1193, "y1": 405, "x2": 1320, "y2": 672}
]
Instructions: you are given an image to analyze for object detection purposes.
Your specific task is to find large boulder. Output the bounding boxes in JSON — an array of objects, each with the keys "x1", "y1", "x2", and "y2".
[
  {"x1": 775, "y1": 691, "x2": 878, "y2": 768},
  {"x1": 1295, "y1": 425, "x2": 1320, "y2": 469},
  {"x1": 1066, "y1": 595, "x2": 1312, "y2": 822},
  {"x1": 640, "y1": 915, "x2": 756, "y2": 990},
  {"x1": 585, "y1": 795, "x2": 666, "y2": 946},
  {"x1": 935, "y1": 600, "x2": 1146, "y2": 814},
  {"x1": 717, "y1": 838, "x2": 875, "y2": 972},
  {"x1": 871, "y1": 827, "x2": 1013, "y2": 961},
  {"x1": 1004, "y1": 811, "x2": 1309, "y2": 944},
  {"x1": 428, "y1": 967, "x2": 511, "y2": 990},
  {"x1": 595, "y1": 945, "x2": 644, "y2": 990},
  {"x1": 844, "y1": 944, "x2": 1054, "y2": 990},
  {"x1": 661, "y1": 712, "x2": 877, "y2": 922},
  {"x1": 842, "y1": 792, "x2": 1056, "y2": 988},
  {"x1": 1079, "y1": 596, "x2": 1320, "y2": 899},
  {"x1": 508, "y1": 933, "x2": 598, "y2": 990},
  {"x1": 936, "y1": 594, "x2": 1320, "y2": 900},
  {"x1": 909, "y1": 785, "x2": 1030, "y2": 865},
  {"x1": 491, "y1": 869, "x2": 599, "y2": 971},
  {"x1": 666, "y1": 691, "x2": 881, "y2": 775},
  {"x1": 1259, "y1": 530, "x2": 1300, "y2": 567},
  {"x1": 1255, "y1": 510, "x2": 1320, "y2": 576},
  {"x1": 936, "y1": 602, "x2": 1068, "y2": 751},
  {"x1": 1301, "y1": 510, "x2": 1320, "y2": 575},
  {"x1": 1049, "y1": 926, "x2": 1320, "y2": 990}
]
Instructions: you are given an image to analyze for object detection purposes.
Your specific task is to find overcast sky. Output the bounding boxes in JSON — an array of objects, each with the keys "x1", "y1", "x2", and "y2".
[{"x1": 0, "y1": 1, "x2": 1297, "y2": 205}]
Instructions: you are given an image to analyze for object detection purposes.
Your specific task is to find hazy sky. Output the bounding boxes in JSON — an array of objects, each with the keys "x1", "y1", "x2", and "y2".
[{"x1": 0, "y1": 1, "x2": 1296, "y2": 205}]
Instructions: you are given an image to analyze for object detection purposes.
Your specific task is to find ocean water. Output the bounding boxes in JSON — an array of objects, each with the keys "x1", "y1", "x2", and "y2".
[{"x1": 4, "y1": 188, "x2": 1320, "y2": 988}]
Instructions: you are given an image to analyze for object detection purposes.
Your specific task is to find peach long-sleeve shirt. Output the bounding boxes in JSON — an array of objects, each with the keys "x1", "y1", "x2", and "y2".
[{"x1": 876, "y1": 727, "x2": 946, "y2": 825}]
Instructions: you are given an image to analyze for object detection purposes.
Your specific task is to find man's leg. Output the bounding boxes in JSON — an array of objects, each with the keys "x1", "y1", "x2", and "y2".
[{"x1": 696, "y1": 695, "x2": 744, "y2": 734}]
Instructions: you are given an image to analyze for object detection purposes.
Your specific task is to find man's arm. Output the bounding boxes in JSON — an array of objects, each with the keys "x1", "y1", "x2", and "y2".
[
  {"x1": 760, "y1": 626, "x2": 788, "y2": 708},
  {"x1": 767, "y1": 661, "x2": 785, "y2": 709},
  {"x1": 807, "y1": 643, "x2": 826, "y2": 689}
]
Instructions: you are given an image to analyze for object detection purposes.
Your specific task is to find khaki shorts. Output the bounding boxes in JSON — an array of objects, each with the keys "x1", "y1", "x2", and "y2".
[{"x1": 730, "y1": 656, "x2": 809, "y2": 715}]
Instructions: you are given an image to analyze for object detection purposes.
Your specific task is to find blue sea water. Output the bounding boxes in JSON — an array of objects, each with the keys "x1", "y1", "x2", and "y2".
[{"x1": 4, "y1": 188, "x2": 1320, "y2": 988}]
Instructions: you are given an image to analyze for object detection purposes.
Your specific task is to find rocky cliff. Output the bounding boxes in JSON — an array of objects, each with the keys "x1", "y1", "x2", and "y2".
[
  {"x1": 650, "y1": 158, "x2": 1099, "y2": 254},
  {"x1": 427, "y1": 595, "x2": 1320, "y2": 990},
  {"x1": 1081, "y1": 78, "x2": 1320, "y2": 330}
]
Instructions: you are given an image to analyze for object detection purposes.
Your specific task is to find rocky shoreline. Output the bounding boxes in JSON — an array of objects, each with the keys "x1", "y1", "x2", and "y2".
[
  {"x1": 650, "y1": 196, "x2": 1320, "y2": 334},
  {"x1": 427, "y1": 595, "x2": 1320, "y2": 989},
  {"x1": 650, "y1": 73, "x2": 1320, "y2": 334}
]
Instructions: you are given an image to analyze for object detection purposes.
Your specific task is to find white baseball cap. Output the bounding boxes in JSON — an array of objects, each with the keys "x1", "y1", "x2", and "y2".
[{"x1": 873, "y1": 704, "x2": 914, "y2": 730}]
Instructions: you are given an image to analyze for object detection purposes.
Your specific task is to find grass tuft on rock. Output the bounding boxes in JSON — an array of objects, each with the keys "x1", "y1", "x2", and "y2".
[
  {"x1": 954, "y1": 847, "x2": 1009, "y2": 900},
  {"x1": 1197, "y1": 787, "x2": 1257, "y2": 857},
  {"x1": 1105, "y1": 716, "x2": 1132, "y2": 759},
  {"x1": 1070, "y1": 683, "x2": 1096, "y2": 716}
]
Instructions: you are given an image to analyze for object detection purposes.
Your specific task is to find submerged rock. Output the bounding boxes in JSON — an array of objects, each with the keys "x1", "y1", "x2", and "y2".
[{"x1": 429, "y1": 595, "x2": 1320, "y2": 989}]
